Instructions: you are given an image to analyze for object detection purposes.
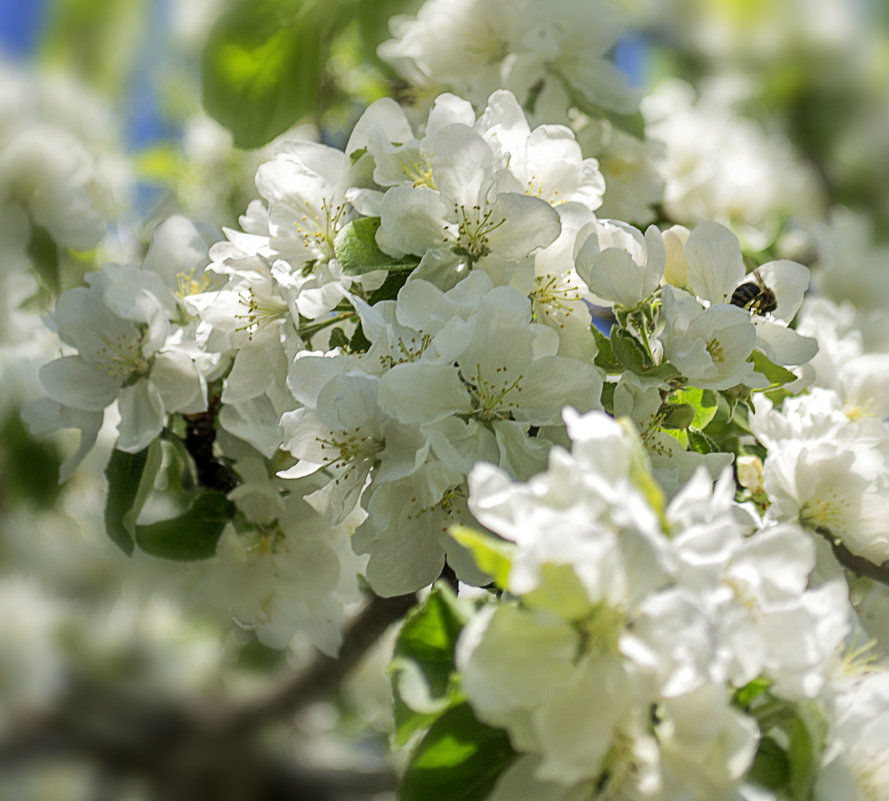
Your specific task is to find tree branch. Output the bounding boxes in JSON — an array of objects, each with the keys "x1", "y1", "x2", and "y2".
[
  {"x1": 815, "y1": 526, "x2": 889, "y2": 586},
  {"x1": 222, "y1": 591, "x2": 417, "y2": 736}
]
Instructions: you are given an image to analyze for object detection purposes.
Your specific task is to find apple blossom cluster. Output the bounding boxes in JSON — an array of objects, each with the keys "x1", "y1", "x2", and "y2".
[
  {"x1": 0, "y1": 60, "x2": 131, "y2": 263},
  {"x1": 9, "y1": 0, "x2": 889, "y2": 798},
  {"x1": 641, "y1": 79, "x2": 822, "y2": 250},
  {"x1": 379, "y1": 0, "x2": 638, "y2": 123},
  {"x1": 412, "y1": 409, "x2": 882, "y2": 800},
  {"x1": 27, "y1": 83, "x2": 834, "y2": 657}
]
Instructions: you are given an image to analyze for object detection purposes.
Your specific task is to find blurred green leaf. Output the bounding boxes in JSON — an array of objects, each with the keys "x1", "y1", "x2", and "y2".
[
  {"x1": 41, "y1": 0, "x2": 144, "y2": 96},
  {"x1": 391, "y1": 584, "x2": 470, "y2": 746},
  {"x1": 201, "y1": 0, "x2": 333, "y2": 149},
  {"x1": 26, "y1": 226, "x2": 60, "y2": 295},
  {"x1": 0, "y1": 413, "x2": 62, "y2": 507},
  {"x1": 592, "y1": 324, "x2": 620, "y2": 372},
  {"x1": 787, "y1": 702, "x2": 826, "y2": 801},
  {"x1": 748, "y1": 736, "x2": 790, "y2": 793},
  {"x1": 660, "y1": 402, "x2": 695, "y2": 430},
  {"x1": 104, "y1": 441, "x2": 162, "y2": 555},
  {"x1": 399, "y1": 703, "x2": 516, "y2": 801},
  {"x1": 135, "y1": 492, "x2": 235, "y2": 560}
]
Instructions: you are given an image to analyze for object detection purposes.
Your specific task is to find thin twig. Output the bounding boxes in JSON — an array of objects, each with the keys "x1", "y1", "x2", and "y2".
[{"x1": 815, "y1": 526, "x2": 889, "y2": 586}]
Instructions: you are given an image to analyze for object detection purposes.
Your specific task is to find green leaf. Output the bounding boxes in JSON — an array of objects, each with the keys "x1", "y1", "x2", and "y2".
[
  {"x1": 749, "y1": 350, "x2": 797, "y2": 388},
  {"x1": 687, "y1": 428, "x2": 720, "y2": 455},
  {"x1": 787, "y1": 702, "x2": 826, "y2": 801},
  {"x1": 135, "y1": 492, "x2": 235, "y2": 561},
  {"x1": 591, "y1": 324, "x2": 620, "y2": 372},
  {"x1": 610, "y1": 326, "x2": 646, "y2": 373},
  {"x1": 733, "y1": 677, "x2": 772, "y2": 709},
  {"x1": 367, "y1": 268, "x2": 412, "y2": 304},
  {"x1": 748, "y1": 736, "x2": 790, "y2": 792},
  {"x1": 399, "y1": 703, "x2": 517, "y2": 801},
  {"x1": 201, "y1": 0, "x2": 330, "y2": 149},
  {"x1": 450, "y1": 526, "x2": 513, "y2": 589},
  {"x1": 673, "y1": 386, "x2": 718, "y2": 430},
  {"x1": 334, "y1": 217, "x2": 418, "y2": 275},
  {"x1": 103, "y1": 441, "x2": 162, "y2": 555},
  {"x1": 391, "y1": 585, "x2": 470, "y2": 746},
  {"x1": 0, "y1": 413, "x2": 62, "y2": 507},
  {"x1": 26, "y1": 225, "x2": 60, "y2": 294},
  {"x1": 609, "y1": 327, "x2": 680, "y2": 380},
  {"x1": 328, "y1": 327, "x2": 349, "y2": 349},
  {"x1": 600, "y1": 380, "x2": 615, "y2": 414}
]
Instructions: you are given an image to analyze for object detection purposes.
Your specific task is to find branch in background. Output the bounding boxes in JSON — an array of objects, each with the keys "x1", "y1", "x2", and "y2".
[
  {"x1": 224, "y1": 591, "x2": 417, "y2": 736},
  {"x1": 0, "y1": 591, "x2": 417, "y2": 801}
]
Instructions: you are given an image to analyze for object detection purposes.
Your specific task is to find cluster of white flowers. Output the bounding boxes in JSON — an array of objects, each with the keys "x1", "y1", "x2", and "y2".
[
  {"x1": 0, "y1": 61, "x2": 131, "y2": 260},
  {"x1": 26, "y1": 78, "x2": 833, "y2": 654},
  {"x1": 454, "y1": 408, "x2": 882, "y2": 800},
  {"x1": 12, "y1": 0, "x2": 889, "y2": 796},
  {"x1": 642, "y1": 79, "x2": 822, "y2": 249},
  {"x1": 380, "y1": 0, "x2": 637, "y2": 122}
]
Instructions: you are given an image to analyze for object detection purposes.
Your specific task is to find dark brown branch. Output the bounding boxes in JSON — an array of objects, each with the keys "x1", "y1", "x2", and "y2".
[
  {"x1": 0, "y1": 591, "x2": 417, "y2": 800},
  {"x1": 815, "y1": 526, "x2": 889, "y2": 586},
  {"x1": 222, "y1": 591, "x2": 417, "y2": 736}
]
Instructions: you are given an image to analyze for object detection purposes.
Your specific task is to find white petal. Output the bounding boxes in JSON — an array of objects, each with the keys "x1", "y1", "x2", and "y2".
[
  {"x1": 116, "y1": 380, "x2": 165, "y2": 452},
  {"x1": 39, "y1": 356, "x2": 120, "y2": 411},
  {"x1": 685, "y1": 221, "x2": 745, "y2": 303}
]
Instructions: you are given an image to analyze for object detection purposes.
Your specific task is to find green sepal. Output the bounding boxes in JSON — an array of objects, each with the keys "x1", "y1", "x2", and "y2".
[
  {"x1": 610, "y1": 327, "x2": 680, "y2": 380},
  {"x1": 660, "y1": 402, "x2": 695, "y2": 430},
  {"x1": 687, "y1": 428, "x2": 720, "y2": 455},
  {"x1": 748, "y1": 736, "x2": 790, "y2": 793},
  {"x1": 600, "y1": 380, "x2": 616, "y2": 414}
]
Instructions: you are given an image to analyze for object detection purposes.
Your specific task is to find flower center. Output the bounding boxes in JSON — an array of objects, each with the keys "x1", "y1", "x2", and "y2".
[
  {"x1": 315, "y1": 427, "x2": 383, "y2": 483},
  {"x1": 576, "y1": 602, "x2": 624, "y2": 659},
  {"x1": 705, "y1": 336, "x2": 725, "y2": 363},
  {"x1": 294, "y1": 196, "x2": 347, "y2": 260},
  {"x1": 402, "y1": 155, "x2": 436, "y2": 189},
  {"x1": 376, "y1": 333, "x2": 433, "y2": 369},
  {"x1": 799, "y1": 490, "x2": 851, "y2": 531},
  {"x1": 96, "y1": 328, "x2": 150, "y2": 380},
  {"x1": 532, "y1": 272, "x2": 582, "y2": 327},
  {"x1": 234, "y1": 286, "x2": 289, "y2": 339},
  {"x1": 525, "y1": 175, "x2": 562, "y2": 206},
  {"x1": 175, "y1": 268, "x2": 211, "y2": 301},
  {"x1": 461, "y1": 362, "x2": 523, "y2": 423},
  {"x1": 450, "y1": 203, "x2": 506, "y2": 266}
]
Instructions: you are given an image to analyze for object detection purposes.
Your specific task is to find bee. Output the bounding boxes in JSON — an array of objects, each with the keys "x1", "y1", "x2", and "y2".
[{"x1": 730, "y1": 269, "x2": 777, "y2": 316}]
